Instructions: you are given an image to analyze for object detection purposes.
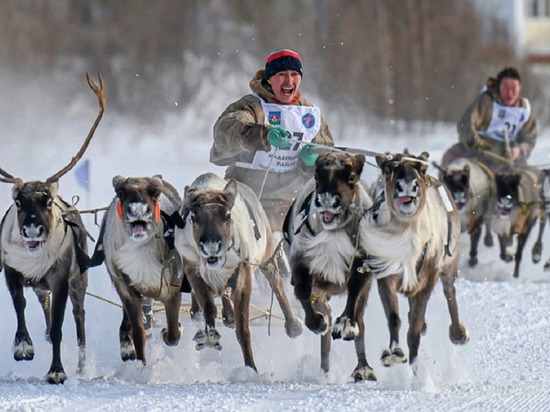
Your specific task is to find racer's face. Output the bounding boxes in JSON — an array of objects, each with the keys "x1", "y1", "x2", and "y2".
[
  {"x1": 499, "y1": 77, "x2": 521, "y2": 106},
  {"x1": 268, "y1": 70, "x2": 301, "y2": 104}
]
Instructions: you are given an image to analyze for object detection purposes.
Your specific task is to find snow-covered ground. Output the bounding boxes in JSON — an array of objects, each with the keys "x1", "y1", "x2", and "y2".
[{"x1": 1, "y1": 73, "x2": 550, "y2": 411}]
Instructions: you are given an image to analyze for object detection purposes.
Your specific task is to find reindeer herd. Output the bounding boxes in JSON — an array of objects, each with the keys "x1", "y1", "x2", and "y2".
[{"x1": 1, "y1": 73, "x2": 549, "y2": 385}]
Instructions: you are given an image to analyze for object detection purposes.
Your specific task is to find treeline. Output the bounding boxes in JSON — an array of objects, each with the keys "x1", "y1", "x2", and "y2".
[{"x1": 0, "y1": 0, "x2": 539, "y2": 125}]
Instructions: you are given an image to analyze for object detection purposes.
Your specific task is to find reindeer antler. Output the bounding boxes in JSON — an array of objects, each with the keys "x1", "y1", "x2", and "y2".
[
  {"x1": 46, "y1": 72, "x2": 106, "y2": 184},
  {"x1": 0, "y1": 166, "x2": 23, "y2": 186}
]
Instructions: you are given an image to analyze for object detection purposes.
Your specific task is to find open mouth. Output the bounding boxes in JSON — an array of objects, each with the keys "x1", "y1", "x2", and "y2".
[
  {"x1": 497, "y1": 206, "x2": 511, "y2": 218},
  {"x1": 393, "y1": 196, "x2": 413, "y2": 209},
  {"x1": 322, "y1": 211, "x2": 337, "y2": 224},
  {"x1": 129, "y1": 221, "x2": 149, "y2": 238},
  {"x1": 202, "y1": 256, "x2": 220, "y2": 266},
  {"x1": 24, "y1": 240, "x2": 43, "y2": 251},
  {"x1": 281, "y1": 86, "x2": 294, "y2": 96}
]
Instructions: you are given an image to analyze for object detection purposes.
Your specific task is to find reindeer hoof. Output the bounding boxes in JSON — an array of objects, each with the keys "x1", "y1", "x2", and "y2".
[
  {"x1": 46, "y1": 369, "x2": 68, "y2": 385},
  {"x1": 500, "y1": 253, "x2": 514, "y2": 263},
  {"x1": 120, "y1": 341, "x2": 137, "y2": 361},
  {"x1": 449, "y1": 323, "x2": 470, "y2": 345},
  {"x1": 161, "y1": 323, "x2": 182, "y2": 346},
  {"x1": 285, "y1": 319, "x2": 303, "y2": 338},
  {"x1": 352, "y1": 365, "x2": 377, "y2": 382},
  {"x1": 193, "y1": 328, "x2": 221, "y2": 350},
  {"x1": 544, "y1": 260, "x2": 550, "y2": 272},
  {"x1": 332, "y1": 317, "x2": 359, "y2": 341},
  {"x1": 13, "y1": 341, "x2": 34, "y2": 361},
  {"x1": 305, "y1": 312, "x2": 330, "y2": 335},
  {"x1": 468, "y1": 257, "x2": 478, "y2": 267},
  {"x1": 381, "y1": 346, "x2": 408, "y2": 367}
]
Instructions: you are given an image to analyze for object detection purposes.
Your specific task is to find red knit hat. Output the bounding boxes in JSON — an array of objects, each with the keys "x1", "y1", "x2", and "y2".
[{"x1": 265, "y1": 49, "x2": 303, "y2": 80}]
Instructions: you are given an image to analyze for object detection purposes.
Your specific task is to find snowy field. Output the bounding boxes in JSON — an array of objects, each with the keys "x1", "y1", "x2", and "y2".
[{"x1": 1, "y1": 73, "x2": 550, "y2": 411}]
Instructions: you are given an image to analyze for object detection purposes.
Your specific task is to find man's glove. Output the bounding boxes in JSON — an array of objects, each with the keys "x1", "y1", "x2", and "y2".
[
  {"x1": 300, "y1": 144, "x2": 319, "y2": 167},
  {"x1": 472, "y1": 134, "x2": 489, "y2": 151},
  {"x1": 240, "y1": 123, "x2": 272, "y2": 152},
  {"x1": 267, "y1": 127, "x2": 292, "y2": 149}
]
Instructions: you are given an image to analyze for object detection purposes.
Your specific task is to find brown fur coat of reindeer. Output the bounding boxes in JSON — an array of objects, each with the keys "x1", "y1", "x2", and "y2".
[
  {"x1": 433, "y1": 157, "x2": 495, "y2": 267},
  {"x1": 283, "y1": 152, "x2": 380, "y2": 381},
  {"x1": 0, "y1": 73, "x2": 104, "y2": 384},
  {"x1": 90, "y1": 175, "x2": 186, "y2": 364},
  {"x1": 489, "y1": 165, "x2": 542, "y2": 278},
  {"x1": 358, "y1": 151, "x2": 469, "y2": 367},
  {"x1": 174, "y1": 172, "x2": 302, "y2": 371}
]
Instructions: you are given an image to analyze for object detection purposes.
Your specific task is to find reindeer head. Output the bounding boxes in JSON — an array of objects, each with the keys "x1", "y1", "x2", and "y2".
[
  {"x1": 376, "y1": 151, "x2": 430, "y2": 218},
  {"x1": 0, "y1": 73, "x2": 104, "y2": 255},
  {"x1": 493, "y1": 172, "x2": 521, "y2": 219},
  {"x1": 434, "y1": 162, "x2": 471, "y2": 211},
  {"x1": 184, "y1": 180, "x2": 237, "y2": 267},
  {"x1": 8, "y1": 180, "x2": 60, "y2": 254},
  {"x1": 313, "y1": 152, "x2": 365, "y2": 229},
  {"x1": 113, "y1": 176, "x2": 163, "y2": 243}
]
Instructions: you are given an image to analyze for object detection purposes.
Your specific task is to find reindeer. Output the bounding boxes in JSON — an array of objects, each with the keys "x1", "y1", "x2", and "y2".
[
  {"x1": 358, "y1": 151, "x2": 469, "y2": 368},
  {"x1": 489, "y1": 165, "x2": 542, "y2": 278},
  {"x1": 173, "y1": 172, "x2": 302, "y2": 371},
  {"x1": 0, "y1": 73, "x2": 104, "y2": 384},
  {"x1": 283, "y1": 152, "x2": 382, "y2": 381},
  {"x1": 433, "y1": 157, "x2": 495, "y2": 267},
  {"x1": 532, "y1": 169, "x2": 550, "y2": 270},
  {"x1": 89, "y1": 175, "x2": 186, "y2": 364}
]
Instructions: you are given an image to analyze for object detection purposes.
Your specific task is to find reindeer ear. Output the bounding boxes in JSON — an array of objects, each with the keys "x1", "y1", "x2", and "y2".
[
  {"x1": 184, "y1": 185, "x2": 198, "y2": 200},
  {"x1": 223, "y1": 179, "x2": 238, "y2": 207},
  {"x1": 112, "y1": 175, "x2": 126, "y2": 191},
  {"x1": 353, "y1": 154, "x2": 365, "y2": 176},
  {"x1": 149, "y1": 176, "x2": 164, "y2": 200}
]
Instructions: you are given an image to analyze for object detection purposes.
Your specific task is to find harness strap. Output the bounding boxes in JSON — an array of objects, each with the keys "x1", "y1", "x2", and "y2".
[{"x1": 242, "y1": 197, "x2": 262, "y2": 241}]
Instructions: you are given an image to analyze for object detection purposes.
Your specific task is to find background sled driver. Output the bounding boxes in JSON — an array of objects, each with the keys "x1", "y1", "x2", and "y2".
[
  {"x1": 441, "y1": 67, "x2": 538, "y2": 167},
  {"x1": 210, "y1": 48, "x2": 334, "y2": 232}
]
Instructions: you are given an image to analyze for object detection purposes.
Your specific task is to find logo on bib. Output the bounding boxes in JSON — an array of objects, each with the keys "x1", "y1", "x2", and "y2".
[
  {"x1": 268, "y1": 111, "x2": 281, "y2": 125},
  {"x1": 302, "y1": 113, "x2": 315, "y2": 129},
  {"x1": 498, "y1": 109, "x2": 505, "y2": 119}
]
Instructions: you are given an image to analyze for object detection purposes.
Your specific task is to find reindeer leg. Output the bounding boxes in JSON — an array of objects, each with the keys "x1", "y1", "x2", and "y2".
[
  {"x1": 440, "y1": 273, "x2": 469, "y2": 345},
  {"x1": 484, "y1": 220, "x2": 494, "y2": 247},
  {"x1": 292, "y1": 259, "x2": 329, "y2": 334},
  {"x1": 513, "y1": 227, "x2": 533, "y2": 278},
  {"x1": 350, "y1": 287, "x2": 376, "y2": 382},
  {"x1": 46, "y1": 278, "x2": 69, "y2": 384},
  {"x1": 532, "y1": 213, "x2": 546, "y2": 263},
  {"x1": 161, "y1": 290, "x2": 182, "y2": 346},
  {"x1": 5, "y1": 269, "x2": 35, "y2": 361},
  {"x1": 260, "y1": 263, "x2": 302, "y2": 338},
  {"x1": 119, "y1": 309, "x2": 136, "y2": 361},
  {"x1": 141, "y1": 298, "x2": 154, "y2": 337},
  {"x1": 320, "y1": 330, "x2": 331, "y2": 374},
  {"x1": 407, "y1": 286, "x2": 434, "y2": 365},
  {"x1": 332, "y1": 261, "x2": 371, "y2": 341},
  {"x1": 186, "y1": 270, "x2": 221, "y2": 351},
  {"x1": 189, "y1": 292, "x2": 202, "y2": 323},
  {"x1": 221, "y1": 289, "x2": 235, "y2": 328},
  {"x1": 32, "y1": 285, "x2": 52, "y2": 343},
  {"x1": 377, "y1": 276, "x2": 407, "y2": 367},
  {"x1": 468, "y1": 221, "x2": 482, "y2": 267},
  {"x1": 233, "y1": 265, "x2": 256, "y2": 371},
  {"x1": 68, "y1": 271, "x2": 87, "y2": 374},
  {"x1": 122, "y1": 295, "x2": 147, "y2": 364},
  {"x1": 498, "y1": 235, "x2": 514, "y2": 262}
]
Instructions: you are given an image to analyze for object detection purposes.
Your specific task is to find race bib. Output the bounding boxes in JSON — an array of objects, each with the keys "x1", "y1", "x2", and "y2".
[
  {"x1": 478, "y1": 100, "x2": 531, "y2": 142},
  {"x1": 251, "y1": 98, "x2": 321, "y2": 173}
]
